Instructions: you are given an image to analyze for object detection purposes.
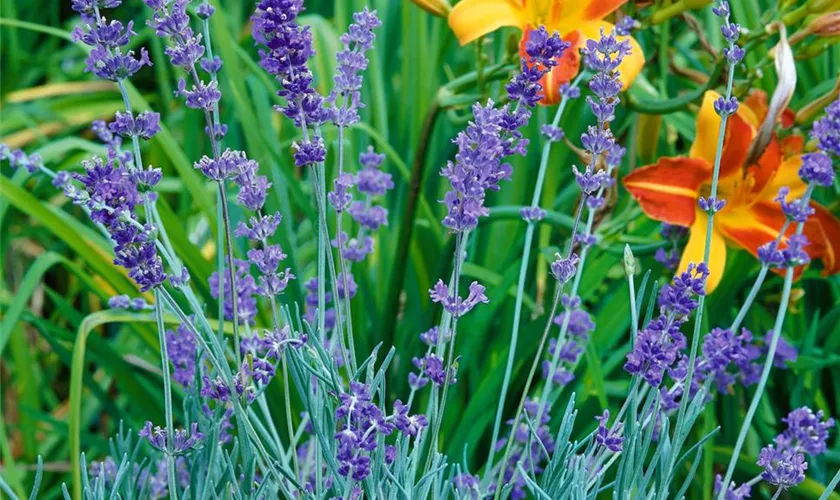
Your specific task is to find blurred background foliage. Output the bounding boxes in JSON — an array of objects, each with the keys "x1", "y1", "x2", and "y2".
[{"x1": 1, "y1": 0, "x2": 839, "y2": 497}]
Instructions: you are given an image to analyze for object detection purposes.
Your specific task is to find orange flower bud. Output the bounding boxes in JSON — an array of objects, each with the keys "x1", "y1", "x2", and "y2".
[{"x1": 809, "y1": 11, "x2": 840, "y2": 37}]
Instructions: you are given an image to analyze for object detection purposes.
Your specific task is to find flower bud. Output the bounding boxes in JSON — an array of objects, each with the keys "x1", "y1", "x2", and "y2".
[
  {"x1": 807, "y1": 11, "x2": 840, "y2": 37},
  {"x1": 623, "y1": 244, "x2": 636, "y2": 277},
  {"x1": 409, "y1": 0, "x2": 451, "y2": 17},
  {"x1": 637, "y1": 114, "x2": 661, "y2": 162}
]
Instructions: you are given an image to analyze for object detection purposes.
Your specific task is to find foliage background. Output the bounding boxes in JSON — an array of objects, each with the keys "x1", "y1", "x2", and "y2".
[{"x1": 1, "y1": 0, "x2": 839, "y2": 498}]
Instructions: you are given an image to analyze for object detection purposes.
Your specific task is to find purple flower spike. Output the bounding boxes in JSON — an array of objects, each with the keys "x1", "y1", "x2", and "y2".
[
  {"x1": 520, "y1": 206, "x2": 546, "y2": 222},
  {"x1": 799, "y1": 152, "x2": 835, "y2": 187},
  {"x1": 782, "y1": 234, "x2": 810, "y2": 267},
  {"x1": 779, "y1": 406, "x2": 835, "y2": 455},
  {"x1": 293, "y1": 138, "x2": 326, "y2": 167},
  {"x1": 775, "y1": 187, "x2": 814, "y2": 223},
  {"x1": 698, "y1": 195, "x2": 726, "y2": 213},
  {"x1": 393, "y1": 400, "x2": 428, "y2": 437},
  {"x1": 166, "y1": 323, "x2": 196, "y2": 388},
  {"x1": 714, "y1": 96, "x2": 739, "y2": 117},
  {"x1": 139, "y1": 421, "x2": 204, "y2": 455},
  {"x1": 429, "y1": 280, "x2": 489, "y2": 318},
  {"x1": 252, "y1": 0, "x2": 328, "y2": 127},
  {"x1": 758, "y1": 240, "x2": 785, "y2": 268},
  {"x1": 540, "y1": 124, "x2": 564, "y2": 142},
  {"x1": 594, "y1": 410, "x2": 623, "y2": 452},
  {"x1": 713, "y1": 474, "x2": 751, "y2": 500},
  {"x1": 810, "y1": 98, "x2": 840, "y2": 156},
  {"x1": 574, "y1": 164, "x2": 613, "y2": 194},
  {"x1": 758, "y1": 445, "x2": 807, "y2": 489},
  {"x1": 551, "y1": 253, "x2": 579, "y2": 284}
]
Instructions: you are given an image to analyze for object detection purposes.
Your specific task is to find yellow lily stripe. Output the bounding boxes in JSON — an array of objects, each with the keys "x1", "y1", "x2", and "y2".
[{"x1": 621, "y1": 180, "x2": 699, "y2": 199}]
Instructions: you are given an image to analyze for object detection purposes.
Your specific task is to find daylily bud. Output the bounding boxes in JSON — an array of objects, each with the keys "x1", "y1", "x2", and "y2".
[
  {"x1": 790, "y1": 11, "x2": 840, "y2": 44},
  {"x1": 637, "y1": 114, "x2": 661, "y2": 162},
  {"x1": 807, "y1": 0, "x2": 840, "y2": 14},
  {"x1": 409, "y1": 0, "x2": 451, "y2": 17},
  {"x1": 807, "y1": 11, "x2": 840, "y2": 37},
  {"x1": 795, "y1": 77, "x2": 840, "y2": 124},
  {"x1": 623, "y1": 244, "x2": 636, "y2": 277},
  {"x1": 796, "y1": 35, "x2": 840, "y2": 60}
]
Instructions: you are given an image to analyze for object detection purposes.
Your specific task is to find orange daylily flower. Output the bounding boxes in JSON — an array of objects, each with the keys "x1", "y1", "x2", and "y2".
[
  {"x1": 447, "y1": 0, "x2": 645, "y2": 104},
  {"x1": 624, "y1": 90, "x2": 840, "y2": 292}
]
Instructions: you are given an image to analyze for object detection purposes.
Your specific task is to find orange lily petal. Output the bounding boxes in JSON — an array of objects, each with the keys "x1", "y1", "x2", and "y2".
[
  {"x1": 781, "y1": 134, "x2": 804, "y2": 158},
  {"x1": 623, "y1": 157, "x2": 711, "y2": 227},
  {"x1": 717, "y1": 202, "x2": 793, "y2": 256},
  {"x1": 678, "y1": 211, "x2": 727, "y2": 293},
  {"x1": 742, "y1": 90, "x2": 768, "y2": 128},
  {"x1": 555, "y1": 0, "x2": 626, "y2": 25},
  {"x1": 717, "y1": 202, "x2": 807, "y2": 280},
  {"x1": 448, "y1": 0, "x2": 525, "y2": 46},
  {"x1": 743, "y1": 89, "x2": 795, "y2": 128},
  {"x1": 808, "y1": 202, "x2": 840, "y2": 275},
  {"x1": 716, "y1": 111, "x2": 753, "y2": 180},
  {"x1": 578, "y1": 20, "x2": 644, "y2": 90},
  {"x1": 689, "y1": 92, "x2": 766, "y2": 183},
  {"x1": 746, "y1": 136, "x2": 782, "y2": 196}
]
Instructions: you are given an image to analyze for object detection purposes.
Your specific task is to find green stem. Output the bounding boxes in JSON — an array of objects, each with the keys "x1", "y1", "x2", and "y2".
[
  {"x1": 492, "y1": 286, "x2": 562, "y2": 494},
  {"x1": 818, "y1": 466, "x2": 840, "y2": 500},
  {"x1": 730, "y1": 222, "x2": 791, "y2": 332},
  {"x1": 485, "y1": 93, "x2": 571, "y2": 477},
  {"x1": 335, "y1": 125, "x2": 358, "y2": 372},
  {"x1": 718, "y1": 187, "x2": 815, "y2": 498},
  {"x1": 425, "y1": 231, "x2": 467, "y2": 469},
  {"x1": 217, "y1": 184, "x2": 242, "y2": 367},
  {"x1": 153, "y1": 289, "x2": 179, "y2": 500},
  {"x1": 669, "y1": 59, "x2": 738, "y2": 489}
]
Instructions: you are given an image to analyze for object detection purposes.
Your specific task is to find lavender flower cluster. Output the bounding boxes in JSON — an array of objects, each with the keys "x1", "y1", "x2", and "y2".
[
  {"x1": 440, "y1": 26, "x2": 568, "y2": 233},
  {"x1": 4, "y1": 0, "x2": 840, "y2": 499},
  {"x1": 717, "y1": 407, "x2": 835, "y2": 497}
]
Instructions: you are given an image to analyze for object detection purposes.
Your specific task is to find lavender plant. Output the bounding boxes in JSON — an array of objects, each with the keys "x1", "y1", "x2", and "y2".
[{"x1": 2, "y1": 0, "x2": 840, "y2": 499}]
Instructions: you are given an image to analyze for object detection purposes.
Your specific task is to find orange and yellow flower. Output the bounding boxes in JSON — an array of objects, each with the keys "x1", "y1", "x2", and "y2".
[
  {"x1": 447, "y1": 0, "x2": 645, "y2": 104},
  {"x1": 624, "y1": 90, "x2": 840, "y2": 292}
]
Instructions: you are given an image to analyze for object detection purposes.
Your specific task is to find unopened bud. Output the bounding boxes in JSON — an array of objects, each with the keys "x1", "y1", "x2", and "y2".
[
  {"x1": 797, "y1": 35, "x2": 840, "y2": 59},
  {"x1": 808, "y1": 11, "x2": 840, "y2": 37},
  {"x1": 637, "y1": 114, "x2": 662, "y2": 162},
  {"x1": 409, "y1": 0, "x2": 451, "y2": 17},
  {"x1": 623, "y1": 244, "x2": 636, "y2": 277}
]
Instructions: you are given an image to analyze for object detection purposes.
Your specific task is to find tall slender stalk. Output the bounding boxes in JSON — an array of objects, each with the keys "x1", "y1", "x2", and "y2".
[
  {"x1": 217, "y1": 184, "x2": 242, "y2": 366},
  {"x1": 486, "y1": 85, "x2": 576, "y2": 477},
  {"x1": 152, "y1": 289, "x2": 179, "y2": 500},
  {"x1": 96, "y1": 10, "x2": 180, "y2": 486},
  {"x1": 425, "y1": 231, "x2": 467, "y2": 470},
  {"x1": 674, "y1": 60, "x2": 736, "y2": 421},
  {"x1": 335, "y1": 125, "x2": 359, "y2": 371},
  {"x1": 717, "y1": 187, "x2": 815, "y2": 497}
]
